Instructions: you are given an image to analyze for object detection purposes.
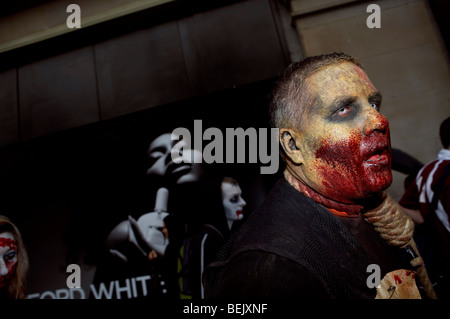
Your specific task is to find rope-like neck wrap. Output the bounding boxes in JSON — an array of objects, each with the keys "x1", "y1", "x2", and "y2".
[
  {"x1": 362, "y1": 191, "x2": 415, "y2": 247},
  {"x1": 362, "y1": 192, "x2": 437, "y2": 298},
  {"x1": 283, "y1": 170, "x2": 363, "y2": 215},
  {"x1": 284, "y1": 170, "x2": 437, "y2": 298},
  {"x1": 284, "y1": 170, "x2": 415, "y2": 245}
]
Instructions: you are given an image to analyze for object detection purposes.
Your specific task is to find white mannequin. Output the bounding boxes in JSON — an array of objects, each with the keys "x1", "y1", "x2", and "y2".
[
  {"x1": 146, "y1": 133, "x2": 204, "y2": 184},
  {"x1": 107, "y1": 188, "x2": 170, "y2": 262}
]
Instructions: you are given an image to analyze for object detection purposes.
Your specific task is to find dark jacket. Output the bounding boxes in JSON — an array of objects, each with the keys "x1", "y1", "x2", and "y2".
[
  {"x1": 179, "y1": 176, "x2": 244, "y2": 299},
  {"x1": 203, "y1": 178, "x2": 412, "y2": 299}
]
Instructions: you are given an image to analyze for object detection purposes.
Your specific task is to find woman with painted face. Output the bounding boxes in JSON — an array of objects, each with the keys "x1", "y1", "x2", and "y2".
[
  {"x1": 221, "y1": 177, "x2": 247, "y2": 230},
  {"x1": 178, "y1": 176, "x2": 246, "y2": 299},
  {"x1": 0, "y1": 215, "x2": 29, "y2": 299}
]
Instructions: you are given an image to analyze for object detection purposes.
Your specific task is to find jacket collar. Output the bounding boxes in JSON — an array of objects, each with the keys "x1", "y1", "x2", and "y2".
[{"x1": 438, "y1": 148, "x2": 450, "y2": 160}]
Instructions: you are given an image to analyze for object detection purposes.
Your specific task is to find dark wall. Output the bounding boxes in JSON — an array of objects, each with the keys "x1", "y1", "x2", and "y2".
[
  {"x1": 0, "y1": 0, "x2": 288, "y2": 145},
  {"x1": 0, "y1": 0, "x2": 289, "y2": 297}
]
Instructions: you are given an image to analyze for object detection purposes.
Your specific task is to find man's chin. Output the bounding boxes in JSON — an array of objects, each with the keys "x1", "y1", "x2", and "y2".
[
  {"x1": 372, "y1": 170, "x2": 393, "y2": 189},
  {"x1": 334, "y1": 172, "x2": 393, "y2": 203},
  {"x1": 358, "y1": 171, "x2": 393, "y2": 199}
]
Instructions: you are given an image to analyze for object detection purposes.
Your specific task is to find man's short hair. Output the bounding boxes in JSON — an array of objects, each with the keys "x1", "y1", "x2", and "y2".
[
  {"x1": 440, "y1": 116, "x2": 450, "y2": 149},
  {"x1": 269, "y1": 52, "x2": 363, "y2": 130}
]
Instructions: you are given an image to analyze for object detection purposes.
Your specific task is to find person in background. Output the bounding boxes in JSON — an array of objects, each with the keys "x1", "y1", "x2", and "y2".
[
  {"x1": 179, "y1": 176, "x2": 246, "y2": 299},
  {"x1": 400, "y1": 116, "x2": 450, "y2": 298},
  {"x1": 0, "y1": 215, "x2": 29, "y2": 299}
]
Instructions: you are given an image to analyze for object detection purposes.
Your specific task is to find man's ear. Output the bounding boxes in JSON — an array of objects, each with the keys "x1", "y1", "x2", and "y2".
[{"x1": 280, "y1": 128, "x2": 304, "y2": 164}]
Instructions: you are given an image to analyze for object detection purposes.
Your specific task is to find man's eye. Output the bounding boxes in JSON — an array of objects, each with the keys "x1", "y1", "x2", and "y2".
[
  {"x1": 370, "y1": 103, "x2": 379, "y2": 111},
  {"x1": 337, "y1": 106, "x2": 350, "y2": 115}
]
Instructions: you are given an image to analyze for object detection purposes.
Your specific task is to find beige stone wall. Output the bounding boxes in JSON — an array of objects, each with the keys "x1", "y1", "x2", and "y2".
[
  {"x1": 0, "y1": 0, "x2": 173, "y2": 53},
  {"x1": 291, "y1": 0, "x2": 450, "y2": 200}
]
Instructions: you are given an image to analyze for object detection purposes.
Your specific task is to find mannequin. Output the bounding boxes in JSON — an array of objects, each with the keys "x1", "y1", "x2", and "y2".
[
  {"x1": 146, "y1": 133, "x2": 205, "y2": 185},
  {"x1": 106, "y1": 187, "x2": 170, "y2": 262},
  {"x1": 92, "y1": 132, "x2": 208, "y2": 299},
  {"x1": 105, "y1": 131, "x2": 208, "y2": 261}
]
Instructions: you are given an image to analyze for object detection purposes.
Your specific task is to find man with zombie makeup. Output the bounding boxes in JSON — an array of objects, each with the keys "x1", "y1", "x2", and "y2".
[
  {"x1": 203, "y1": 52, "x2": 434, "y2": 299},
  {"x1": 0, "y1": 215, "x2": 28, "y2": 299}
]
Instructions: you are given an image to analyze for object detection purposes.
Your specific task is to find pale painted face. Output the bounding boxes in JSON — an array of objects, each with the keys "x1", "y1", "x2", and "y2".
[
  {"x1": 221, "y1": 181, "x2": 246, "y2": 222},
  {"x1": 284, "y1": 62, "x2": 392, "y2": 203},
  {"x1": 146, "y1": 133, "x2": 204, "y2": 184},
  {"x1": 0, "y1": 232, "x2": 18, "y2": 289}
]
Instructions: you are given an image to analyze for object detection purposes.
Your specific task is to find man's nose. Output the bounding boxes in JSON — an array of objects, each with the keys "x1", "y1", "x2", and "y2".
[{"x1": 363, "y1": 107, "x2": 389, "y2": 136}]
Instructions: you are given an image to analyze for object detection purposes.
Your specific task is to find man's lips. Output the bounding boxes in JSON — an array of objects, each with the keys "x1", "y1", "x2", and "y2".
[
  {"x1": 236, "y1": 210, "x2": 243, "y2": 217},
  {"x1": 365, "y1": 145, "x2": 389, "y2": 165}
]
